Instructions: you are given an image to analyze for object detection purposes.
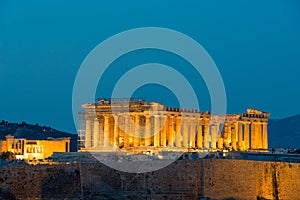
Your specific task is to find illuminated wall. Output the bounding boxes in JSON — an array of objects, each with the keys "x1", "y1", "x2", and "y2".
[{"x1": 0, "y1": 135, "x2": 70, "y2": 160}]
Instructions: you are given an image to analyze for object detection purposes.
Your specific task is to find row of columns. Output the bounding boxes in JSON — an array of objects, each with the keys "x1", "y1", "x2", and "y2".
[
  {"x1": 84, "y1": 114, "x2": 268, "y2": 150},
  {"x1": 223, "y1": 121, "x2": 268, "y2": 150},
  {"x1": 6, "y1": 139, "x2": 25, "y2": 155},
  {"x1": 26, "y1": 146, "x2": 43, "y2": 154}
]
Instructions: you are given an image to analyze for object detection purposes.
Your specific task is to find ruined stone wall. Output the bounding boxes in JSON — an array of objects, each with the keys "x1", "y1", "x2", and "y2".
[
  {"x1": 0, "y1": 160, "x2": 299, "y2": 200},
  {"x1": 202, "y1": 160, "x2": 300, "y2": 200},
  {"x1": 0, "y1": 164, "x2": 81, "y2": 199},
  {"x1": 79, "y1": 160, "x2": 203, "y2": 199}
]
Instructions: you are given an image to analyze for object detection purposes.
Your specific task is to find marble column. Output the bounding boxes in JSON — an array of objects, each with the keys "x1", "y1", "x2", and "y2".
[
  {"x1": 103, "y1": 115, "x2": 110, "y2": 147},
  {"x1": 189, "y1": 118, "x2": 196, "y2": 148},
  {"x1": 128, "y1": 115, "x2": 134, "y2": 146},
  {"x1": 211, "y1": 124, "x2": 217, "y2": 149},
  {"x1": 244, "y1": 122, "x2": 250, "y2": 150},
  {"x1": 168, "y1": 116, "x2": 174, "y2": 147},
  {"x1": 217, "y1": 123, "x2": 224, "y2": 149},
  {"x1": 203, "y1": 119, "x2": 210, "y2": 149},
  {"x1": 160, "y1": 115, "x2": 167, "y2": 147},
  {"x1": 85, "y1": 118, "x2": 91, "y2": 148},
  {"x1": 98, "y1": 117, "x2": 104, "y2": 147},
  {"x1": 123, "y1": 115, "x2": 130, "y2": 147},
  {"x1": 113, "y1": 115, "x2": 119, "y2": 147},
  {"x1": 223, "y1": 123, "x2": 228, "y2": 139},
  {"x1": 250, "y1": 122, "x2": 257, "y2": 149},
  {"x1": 258, "y1": 122, "x2": 264, "y2": 149},
  {"x1": 224, "y1": 123, "x2": 231, "y2": 148},
  {"x1": 182, "y1": 117, "x2": 189, "y2": 148},
  {"x1": 217, "y1": 138, "x2": 224, "y2": 149},
  {"x1": 134, "y1": 115, "x2": 140, "y2": 147},
  {"x1": 181, "y1": 116, "x2": 189, "y2": 148},
  {"x1": 153, "y1": 115, "x2": 160, "y2": 147},
  {"x1": 145, "y1": 115, "x2": 151, "y2": 146},
  {"x1": 256, "y1": 122, "x2": 263, "y2": 149},
  {"x1": 231, "y1": 123, "x2": 237, "y2": 150},
  {"x1": 196, "y1": 119, "x2": 203, "y2": 149},
  {"x1": 228, "y1": 123, "x2": 232, "y2": 147},
  {"x1": 108, "y1": 116, "x2": 114, "y2": 146},
  {"x1": 238, "y1": 122, "x2": 243, "y2": 150},
  {"x1": 93, "y1": 118, "x2": 100, "y2": 148},
  {"x1": 262, "y1": 122, "x2": 268, "y2": 149},
  {"x1": 175, "y1": 116, "x2": 182, "y2": 147},
  {"x1": 117, "y1": 116, "x2": 124, "y2": 147}
]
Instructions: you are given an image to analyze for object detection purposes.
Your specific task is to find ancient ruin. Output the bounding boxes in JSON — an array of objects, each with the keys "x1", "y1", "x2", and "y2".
[
  {"x1": 78, "y1": 99, "x2": 270, "y2": 152},
  {"x1": 0, "y1": 135, "x2": 71, "y2": 160}
]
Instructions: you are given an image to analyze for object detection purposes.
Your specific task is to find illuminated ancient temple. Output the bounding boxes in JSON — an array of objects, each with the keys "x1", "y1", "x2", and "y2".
[{"x1": 78, "y1": 99, "x2": 269, "y2": 152}]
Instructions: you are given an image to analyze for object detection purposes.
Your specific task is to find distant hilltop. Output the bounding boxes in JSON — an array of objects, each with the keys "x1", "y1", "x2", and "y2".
[
  {"x1": 269, "y1": 114, "x2": 300, "y2": 149},
  {"x1": 0, "y1": 120, "x2": 77, "y2": 152}
]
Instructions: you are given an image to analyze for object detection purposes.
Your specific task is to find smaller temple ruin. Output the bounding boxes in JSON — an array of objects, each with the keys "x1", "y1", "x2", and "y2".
[{"x1": 0, "y1": 135, "x2": 71, "y2": 160}]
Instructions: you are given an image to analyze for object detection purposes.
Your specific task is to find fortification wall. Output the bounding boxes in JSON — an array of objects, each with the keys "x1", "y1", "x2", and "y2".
[
  {"x1": 0, "y1": 159, "x2": 299, "y2": 200},
  {"x1": 0, "y1": 164, "x2": 81, "y2": 199},
  {"x1": 202, "y1": 159, "x2": 300, "y2": 200}
]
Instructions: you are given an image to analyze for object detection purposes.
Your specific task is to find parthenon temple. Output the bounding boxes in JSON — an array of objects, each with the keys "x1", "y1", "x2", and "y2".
[{"x1": 78, "y1": 99, "x2": 270, "y2": 152}]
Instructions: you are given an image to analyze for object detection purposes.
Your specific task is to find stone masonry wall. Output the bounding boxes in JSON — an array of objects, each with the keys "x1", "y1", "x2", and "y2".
[
  {"x1": 0, "y1": 160, "x2": 299, "y2": 199},
  {"x1": 202, "y1": 160, "x2": 300, "y2": 200},
  {"x1": 0, "y1": 164, "x2": 81, "y2": 199}
]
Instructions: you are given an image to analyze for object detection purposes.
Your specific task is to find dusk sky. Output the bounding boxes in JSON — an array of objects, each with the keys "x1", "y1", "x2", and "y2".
[{"x1": 1, "y1": 1, "x2": 300, "y2": 133}]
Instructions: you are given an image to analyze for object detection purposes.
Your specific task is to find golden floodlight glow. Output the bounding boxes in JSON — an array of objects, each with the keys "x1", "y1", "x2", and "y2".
[{"x1": 78, "y1": 99, "x2": 270, "y2": 153}]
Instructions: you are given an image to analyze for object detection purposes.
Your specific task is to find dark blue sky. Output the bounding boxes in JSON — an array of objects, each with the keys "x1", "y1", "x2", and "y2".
[{"x1": 1, "y1": 1, "x2": 300, "y2": 133}]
